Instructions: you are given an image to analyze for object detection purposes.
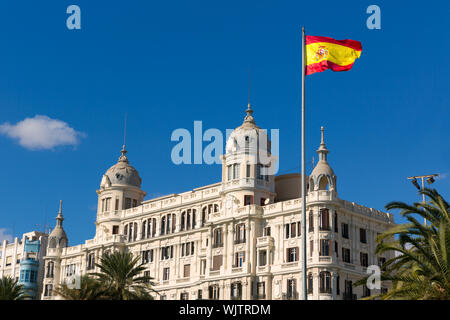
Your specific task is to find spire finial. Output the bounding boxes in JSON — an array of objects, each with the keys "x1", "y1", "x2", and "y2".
[
  {"x1": 56, "y1": 200, "x2": 64, "y2": 226},
  {"x1": 317, "y1": 126, "x2": 329, "y2": 161},
  {"x1": 321, "y1": 126, "x2": 325, "y2": 145}
]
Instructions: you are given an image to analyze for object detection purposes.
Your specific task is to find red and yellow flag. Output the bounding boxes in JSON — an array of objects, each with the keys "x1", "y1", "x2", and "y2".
[{"x1": 305, "y1": 36, "x2": 362, "y2": 75}]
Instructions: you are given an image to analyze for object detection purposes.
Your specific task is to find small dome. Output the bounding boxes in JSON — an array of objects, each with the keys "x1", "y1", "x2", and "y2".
[
  {"x1": 225, "y1": 104, "x2": 271, "y2": 155},
  {"x1": 101, "y1": 146, "x2": 142, "y2": 189},
  {"x1": 311, "y1": 160, "x2": 335, "y2": 178},
  {"x1": 48, "y1": 201, "x2": 68, "y2": 249}
]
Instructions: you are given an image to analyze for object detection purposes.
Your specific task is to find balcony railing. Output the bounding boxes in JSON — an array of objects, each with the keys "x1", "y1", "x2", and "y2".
[
  {"x1": 319, "y1": 287, "x2": 332, "y2": 294},
  {"x1": 234, "y1": 239, "x2": 246, "y2": 245},
  {"x1": 212, "y1": 243, "x2": 223, "y2": 248}
]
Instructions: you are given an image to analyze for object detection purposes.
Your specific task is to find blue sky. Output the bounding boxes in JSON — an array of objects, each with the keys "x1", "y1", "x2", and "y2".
[{"x1": 0, "y1": 0, "x2": 448, "y2": 245}]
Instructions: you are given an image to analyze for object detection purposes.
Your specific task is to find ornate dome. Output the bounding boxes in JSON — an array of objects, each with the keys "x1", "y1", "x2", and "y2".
[
  {"x1": 310, "y1": 127, "x2": 337, "y2": 192},
  {"x1": 48, "y1": 201, "x2": 68, "y2": 249},
  {"x1": 225, "y1": 104, "x2": 271, "y2": 155},
  {"x1": 101, "y1": 146, "x2": 142, "y2": 189}
]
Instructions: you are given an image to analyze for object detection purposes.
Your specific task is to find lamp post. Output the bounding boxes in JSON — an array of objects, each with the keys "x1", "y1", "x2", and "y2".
[{"x1": 407, "y1": 174, "x2": 439, "y2": 225}]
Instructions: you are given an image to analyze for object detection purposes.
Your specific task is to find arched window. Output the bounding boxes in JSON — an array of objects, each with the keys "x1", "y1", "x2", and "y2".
[
  {"x1": 319, "y1": 271, "x2": 331, "y2": 293},
  {"x1": 49, "y1": 238, "x2": 57, "y2": 249},
  {"x1": 141, "y1": 220, "x2": 147, "y2": 239},
  {"x1": 186, "y1": 210, "x2": 191, "y2": 230},
  {"x1": 172, "y1": 214, "x2": 176, "y2": 233},
  {"x1": 309, "y1": 178, "x2": 315, "y2": 192},
  {"x1": 181, "y1": 212, "x2": 186, "y2": 231},
  {"x1": 166, "y1": 214, "x2": 172, "y2": 234},
  {"x1": 124, "y1": 222, "x2": 138, "y2": 241},
  {"x1": 192, "y1": 209, "x2": 196, "y2": 229},
  {"x1": 201, "y1": 207, "x2": 207, "y2": 227},
  {"x1": 318, "y1": 176, "x2": 329, "y2": 190},
  {"x1": 160, "y1": 216, "x2": 166, "y2": 235}
]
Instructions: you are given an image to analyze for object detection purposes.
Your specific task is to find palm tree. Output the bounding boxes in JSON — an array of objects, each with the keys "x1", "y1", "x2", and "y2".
[
  {"x1": 0, "y1": 277, "x2": 26, "y2": 300},
  {"x1": 356, "y1": 188, "x2": 450, "y2": 300},
  {"x1": 93, "y1": 251, "x2": 156, "y2": 300},
  {"x1": 53, "y1": 274, "x2": 107, "y2": 300}
]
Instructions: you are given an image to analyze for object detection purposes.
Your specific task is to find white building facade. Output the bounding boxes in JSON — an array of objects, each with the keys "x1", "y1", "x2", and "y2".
[{"x1": 41, "y1": 105, "x2": 394, "y2": 300}]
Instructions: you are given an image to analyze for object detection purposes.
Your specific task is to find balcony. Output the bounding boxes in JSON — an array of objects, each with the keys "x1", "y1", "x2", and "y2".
[
  {"x1": 234, "y1": 239, "x2": 246, "y2": 245},
  {"x1": 319, "y1": 288, "x2": 332, "y2": 294},
  {"x1": 212, "y1": 243, "x2": 223, "y2": 249}
]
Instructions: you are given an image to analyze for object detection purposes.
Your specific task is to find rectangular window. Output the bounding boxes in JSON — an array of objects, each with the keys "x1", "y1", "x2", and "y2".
[
  {"x1": 125, "y1": 198, "x2": 132, "y2": 209},
  {"x1": 115, "y1": 198, "x2": 119, "y2": 211},
  {"x1": 287, "y1": 279, "x2": 297, "y2": 299},
  {"x1": 200, "y1": 259, "x2": 206, "y2": 275},
  {"x1": 360, "y1": 252, "x2": 369, "y2": 267},
  {"x1": 335, "y1": 241, "x2": 338, "y2": 257},
  {"x1": 259, "y1": 250, "x2": 267, "y2": 266},
  {"x1": 263, "y1": 226, "x2": 271, "y2": 236},
  {"x1": 244, "y1": 195, "x2": 253, "y2": 206},
  {"x1": 212, "y1": 255, "x2": 223, "y2": 271},
  {"x1": 257, "y1": 282, "x2": 265, "y2": 299},
  {"x1": 310, "y1": 240, "x2": 314, "y2": 257},
  {"x1": 291, "y1": 223, "x2": 297, "y2": 238},
  {"x1": 112, "y1": 225, "x2": 119, "y2": 235},
  {"x1": 342, "y1": 248, "x2": 351, "y2": 263},
  {"x1": 257, "y1": 164, "x2": 263, "y2": 180},
  {"x1": 233, "y1": 164, "x2": 240, "y2": 179},
  {"x1": 234, "y1": 252, "x2": 245, "y2": 267},
  {"x1": 132, "y1": 199, "x2": 138, "y2": 208},
  {"x1": 287, "y1": 247, "x2": 298, "y2": 262},
  {"x1": 197, "y1": 289, "x2": 203, "y2": 300},
  {"x1": 360, "y1": 228, "x2": 367, "y2": 243},
  {"x1": 342, "y1": 223, "x2": 349, "y2": 239},
  {"x1": 183, "y1": 264, "x2": 190, "y2": 278},
  {"x1": 246, "y1": 164, "x2": 251, "y2": 178},
  {"x1": 319, "y1": 239, "x2": 330, "y2": 256},
  {"x1": 163, "y1": 267, "x2": 170, "y2": 281},
  {"x1": 44, "y1": 284, "x2": 53, "y2": 297},
  {"x1": 180, "y1": 292, "x2": 189, "y2": 300},
  {"x1": 319, "y1": 209, "x2": 330, "y2": 230},
  {"x1": 227, "y1": 165, "x2": 232, "y2": 181}
]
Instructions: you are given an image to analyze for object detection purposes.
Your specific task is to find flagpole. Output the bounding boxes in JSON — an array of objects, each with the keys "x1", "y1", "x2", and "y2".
[{"x1": 301, "y1": 26, "x2": 307, "y2": 301}]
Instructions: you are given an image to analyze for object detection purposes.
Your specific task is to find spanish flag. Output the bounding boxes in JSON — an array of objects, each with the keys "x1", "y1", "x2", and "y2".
[{"x1": 305, "y1": 36, "x2": 362, "y2": 75}]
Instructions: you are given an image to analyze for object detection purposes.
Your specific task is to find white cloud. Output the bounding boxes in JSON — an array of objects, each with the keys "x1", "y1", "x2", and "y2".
[
  {"x1": 0, "y1": 115, "x2": 85, "y2": 150},
  {"x1": 0, "y1": 228, "x2": 12, "y2": 243}
]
